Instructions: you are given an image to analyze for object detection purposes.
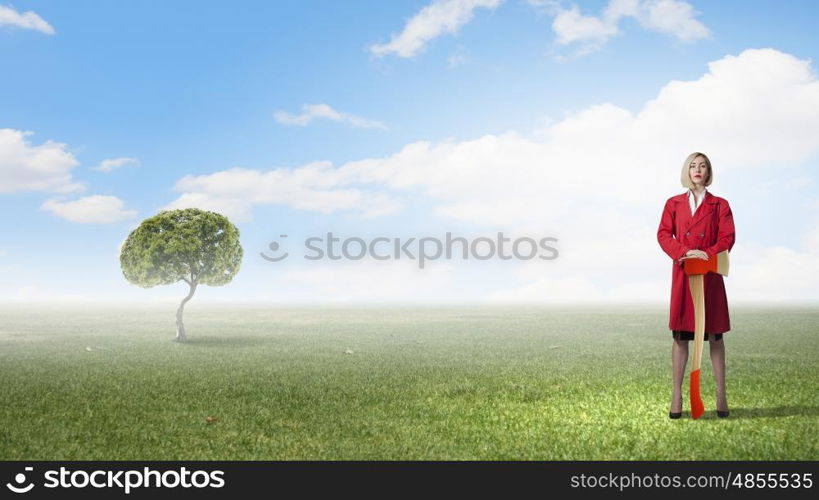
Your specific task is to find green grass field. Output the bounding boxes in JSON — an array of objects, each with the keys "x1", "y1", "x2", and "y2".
[{"x1": 1, "y1": 304, "x2": 817, "y2": 460}]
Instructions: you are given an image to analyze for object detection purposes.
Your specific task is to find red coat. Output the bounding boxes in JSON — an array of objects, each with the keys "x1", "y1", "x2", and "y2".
[{"x1": 657, "y1": 191, "x2": 736, "y2": 333}]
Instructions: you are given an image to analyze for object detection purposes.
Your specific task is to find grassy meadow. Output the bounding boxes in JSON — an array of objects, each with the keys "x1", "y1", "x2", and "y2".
[{"x1": 0, "y1": 304, "x2": 817, "y2": 460}]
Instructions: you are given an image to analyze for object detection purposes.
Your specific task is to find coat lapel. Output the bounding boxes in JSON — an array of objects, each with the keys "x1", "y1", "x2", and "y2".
[{"x1": 681, "y1": 191, "x2": 716, "y2": 233}]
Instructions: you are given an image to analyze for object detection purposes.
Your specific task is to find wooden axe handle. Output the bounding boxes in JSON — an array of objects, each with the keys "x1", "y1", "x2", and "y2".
[{"x1": 689, "y1": 274, "x2": 705, "y2": 371}]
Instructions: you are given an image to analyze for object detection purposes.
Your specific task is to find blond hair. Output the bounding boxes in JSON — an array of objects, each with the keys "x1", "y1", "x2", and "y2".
[{"x1": 681, "y1": 152, "x2": 713, "y2": 189}]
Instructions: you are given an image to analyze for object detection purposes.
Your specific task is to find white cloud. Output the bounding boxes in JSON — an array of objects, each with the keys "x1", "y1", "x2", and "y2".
[
  {"x1": 161, "y1": 192, "x2": 258, "y2": 223},
  {"x1": 168, "y1": 49, "x2": 819, "y2": 302},
  {"x1": 370, "y1": 0, "x2": 503, "y2": 58},
  {"x1": 638, "y1": 0, "x2": 709, "y2": 42},
  {"x1": 726, "y1": 242, "x2": 819, "y2": 303},
  {"x1": 0, "y1": 4, "x2": 54, "y2": 34},
  {"x1": 274, "y1": 104, "x2": 387, "y2": 129},
  {"x1": 163, "y1": 163, "x2": 403, "y2": 223},
  {"x1": 549, "y1": 0, "x2": 709, "y2": 56},
  {"x1": 0, "y1": 128, "x2": 82, "y2": 193},
  {"x1": 41, "y1": 195, "x2": 137, "y2": 224},
  {"x1": 552, "y1": 5, "x2": 619, "y2": 49},
  {"x1": 802, "y1": 216, "x2": 819, "y2": 250},
  {"x1": 93, "y1": 157, "x2": 139, "y2": 173}
]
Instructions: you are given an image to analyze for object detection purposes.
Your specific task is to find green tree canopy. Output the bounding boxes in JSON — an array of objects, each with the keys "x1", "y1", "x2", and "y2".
[{"x1": 120, "y1": 208, "x2": 243, "y2": 341}]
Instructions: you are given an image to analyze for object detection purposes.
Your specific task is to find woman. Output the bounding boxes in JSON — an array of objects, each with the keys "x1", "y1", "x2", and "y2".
[{"x1": 657, "y1": 152, "x2": 735, "y2": 419}]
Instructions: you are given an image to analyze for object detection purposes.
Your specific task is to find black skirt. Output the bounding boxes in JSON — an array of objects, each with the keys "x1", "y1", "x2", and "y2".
[{"x1": 672, "y1": 330, "x2": 723, "y2": 342}]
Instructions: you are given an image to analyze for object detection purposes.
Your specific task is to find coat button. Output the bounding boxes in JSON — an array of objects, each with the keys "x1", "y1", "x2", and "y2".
[
  {"x1": 700, "y1": 233, "x2": 704, "y2": 237},
  {"x1": 685, "y1": 232, "x2": 690, "y2": 236}
]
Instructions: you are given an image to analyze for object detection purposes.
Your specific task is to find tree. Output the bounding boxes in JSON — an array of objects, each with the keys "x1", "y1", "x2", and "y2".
[{"x1": 120, "y1": 208, "x2": 243, "y2": 342}]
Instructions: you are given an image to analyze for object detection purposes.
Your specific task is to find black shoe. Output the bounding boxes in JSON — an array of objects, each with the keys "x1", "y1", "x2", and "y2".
[
  {"x1": 669, "y1": 412, "x2": 682, "y2": 419},
  {"x1": 717, "y1": 410, "x2": 729, "y2": 418}
]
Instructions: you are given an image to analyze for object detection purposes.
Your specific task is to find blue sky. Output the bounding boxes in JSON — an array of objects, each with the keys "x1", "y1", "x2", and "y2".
[{"x1": 1, "y1": 0, "x2": 818, "y2": 304}]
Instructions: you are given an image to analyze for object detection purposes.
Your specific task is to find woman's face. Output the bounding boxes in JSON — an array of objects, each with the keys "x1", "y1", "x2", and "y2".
[{"x1": 689, "y1": 156, "x2": 709, "y2": 187}]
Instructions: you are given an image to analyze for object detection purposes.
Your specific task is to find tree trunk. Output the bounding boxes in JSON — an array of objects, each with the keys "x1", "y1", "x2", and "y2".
[{"x1": 175, "y1": 280, "x2": 197, "y2": 342}]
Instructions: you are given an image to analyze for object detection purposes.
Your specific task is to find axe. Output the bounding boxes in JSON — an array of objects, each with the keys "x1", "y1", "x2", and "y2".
[{"x1": 684, "y1": 250, "x2": 729, "y2": 419}]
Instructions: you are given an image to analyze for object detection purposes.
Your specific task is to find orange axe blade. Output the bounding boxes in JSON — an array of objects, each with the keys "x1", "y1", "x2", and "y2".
[
  {"x1": 689, "y1": 368, "x2": 705, "y2": 420},
  {"x1": 684, "y1": 250, "x2": 730, "y2": 277}
]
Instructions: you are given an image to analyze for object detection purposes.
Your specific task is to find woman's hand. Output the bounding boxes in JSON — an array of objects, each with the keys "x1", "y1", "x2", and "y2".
[{"x1": 678, "y1": 249, "x2": 709, "y2": 263}]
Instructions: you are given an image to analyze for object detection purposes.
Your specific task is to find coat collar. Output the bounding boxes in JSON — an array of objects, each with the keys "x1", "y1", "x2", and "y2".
[{"x1": 675, "y1": 190, "x2": 718, "y2": 232}]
